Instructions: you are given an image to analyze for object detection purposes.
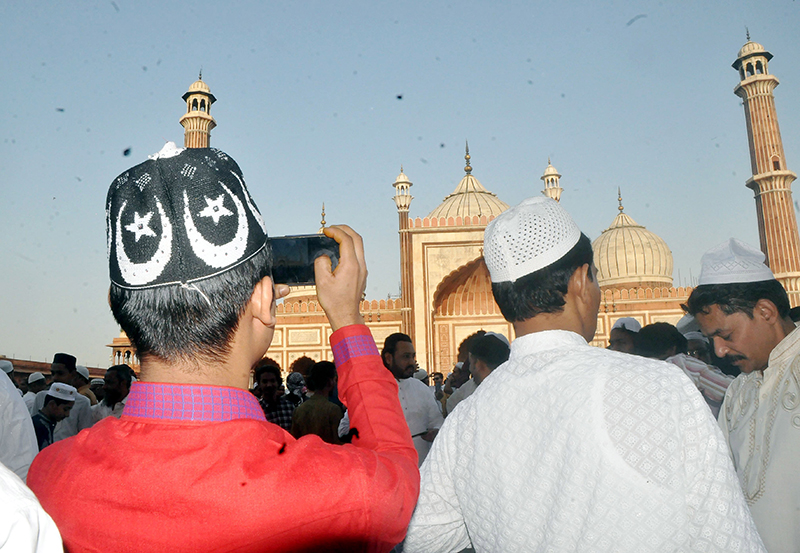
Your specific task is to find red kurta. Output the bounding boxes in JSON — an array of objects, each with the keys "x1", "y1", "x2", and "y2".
[{"x1": 28, "y1": 325, "x2": 419, "y2": 552}]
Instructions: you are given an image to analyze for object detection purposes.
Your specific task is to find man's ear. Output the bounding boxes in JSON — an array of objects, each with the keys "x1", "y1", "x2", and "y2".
[
  {"x1": 754, "y1": 298, "x2": 779, "y2": 324},
  {"x1": 382, "y1": 351, "x2": 393, "y2": 368},
  {"x1": 250, "y1": 276, "x2": 276, "y2": 327},
  {"x1": 568, "y1": 264, "x2": 592, "y2": 304}
]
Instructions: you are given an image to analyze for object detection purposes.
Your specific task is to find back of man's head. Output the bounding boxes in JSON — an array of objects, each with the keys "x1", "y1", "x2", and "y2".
[
  {"x1": 469, "y1": 333, "x2": 511, "y2": 371},
  {"x1": 106, "y1": 144, "x2": 271, "y2": 368},
  {"x1": 636, "y1": 323, "x2": 688, "y2": 360},
  {"x1": 107, "y1": 364, "x2": 134, "y2": 389},
  {"x1": 307, "y1": 361, "x2": 337, "y2": 392},
  {"x1": 484, "y1": 197, "x2": 595, "y2": 326}
]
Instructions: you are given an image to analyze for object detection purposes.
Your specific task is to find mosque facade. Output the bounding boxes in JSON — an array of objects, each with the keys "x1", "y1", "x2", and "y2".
[{"x1": 110, "y1": 37, "x2": 799, "y2": 374}]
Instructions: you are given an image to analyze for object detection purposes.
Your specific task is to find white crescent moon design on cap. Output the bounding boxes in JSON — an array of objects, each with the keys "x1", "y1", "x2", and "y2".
[
  {"x1": 230, "y1": 170, "x2": 266, "y2": 234},
  {"x1": 183, "y1": 181, "x2": 249, "y2": 269},
  {"x1": 116, "y1": 199, "x2": 173, "y2": 286}
]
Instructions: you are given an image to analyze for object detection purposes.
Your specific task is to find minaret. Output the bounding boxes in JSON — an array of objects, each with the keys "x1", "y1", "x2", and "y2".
[
  {"x1": 733, "y1": 36, "x2": 800, "y2": 305},
  {"x1": 179, "y1": 73, "x2": 217, "y2": 148},
  {"x1": 318, "y1": 203, "x2": 326, "y2": 234},
  {"x1": 541, "y1": 158, "x2": 563, "y2": 202},
  {"x1": 392, "y1": 166, "x2": 414, "y2": 335}
]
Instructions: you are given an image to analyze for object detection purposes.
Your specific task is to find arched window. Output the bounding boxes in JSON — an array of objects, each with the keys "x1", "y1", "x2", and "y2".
[
  {"x1": 756, "y1": 61, "x2": 764, "y2": 75},
  {"x1": 200, "y1": 99, "x2": 206, "y2": 112},
  {"x1": 746, "y1": 63, "x2": 754, "y2": 77},
  {"x1": 192, "y1": 98, "x2": 198, "y2": 111},
  {"x1": 772, "y1": 155, "x2": 781, "y2": 171}
]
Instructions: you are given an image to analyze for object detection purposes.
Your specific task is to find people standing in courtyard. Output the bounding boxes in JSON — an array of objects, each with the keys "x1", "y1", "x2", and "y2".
[
  {"x1": 684, "y1": 238, "x2": 800, "y2": 552},
  {"x1": 404, "y1": 196, "x2": 765, "y2": 552},
  {"x1": 27, "y1": 145, "x2": 418, "y2": 552}
]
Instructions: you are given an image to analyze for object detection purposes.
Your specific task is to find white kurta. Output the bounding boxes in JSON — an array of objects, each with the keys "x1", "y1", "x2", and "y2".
[
  {"x1": 0, "y1": 372, "x2": 38, "y2": 482},
  {"x1": 33, "y1": 389, "x2": 93, "y2": 441},
  {"x1": 91, "y1": 396, "x2": 127, "y2": 424},
  {"x1": 405, "y1": 330, "x2": 765, "y2": 553},
  {"x1": 445, "y1": 379, "x2": 476, "y2": 415},
  {"x1": 397, "y1": 377, "x2": 444, "y2": 466},
  {"x1": 719, "y1": 325, "x2": 800, "y2": 553},
  {"x1": 0, "y1": 462, "x2": 63, "y2": 552}
]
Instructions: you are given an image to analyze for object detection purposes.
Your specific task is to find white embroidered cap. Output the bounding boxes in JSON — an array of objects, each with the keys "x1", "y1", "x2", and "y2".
[
  {"x1": 698, "y1": 238, "x2": 775, "y2": 285},
  {"x1": 76, "y1": 366, "x2": 90, "y2": 382},
  {"x1": 28, "y1": 372, "x2": 45, "y2": 384},
  {"x1": 484, "y1": 196, "x2": 581, "y2": 283},
  {"x1": 47, "y1": 383, "x2": 77, "y2": 402},
  {"x1": 0, "y1": 360, "x2": 12, "y2": 374},
  {"x1": 90, "y1": 378, "x2": 105, "y2": 387},
  {"x1": 683, "y1": 331, "x2": 709, "y2": 344},
  {"x1": 611, "y1": 317, "x2": 641, "y2": 333}
]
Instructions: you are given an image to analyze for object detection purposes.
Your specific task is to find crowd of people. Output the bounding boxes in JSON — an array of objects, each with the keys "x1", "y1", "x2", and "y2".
[{"x1": 1, "y1": 144, "x2": 797, "y2": 552}]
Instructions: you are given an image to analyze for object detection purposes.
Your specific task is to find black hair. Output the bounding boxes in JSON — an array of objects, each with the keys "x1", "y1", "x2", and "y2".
[
  {"x1": 306, "y1": 361, "x2": 337, "y2": 392},
  {"x1": 636, "y1": 322, "x2": 688, "y2": 359},
  {"x1": 457, "y1": 330, "x2": 486, "y2": 363},
  {"x1": 107, "y1": 364, "x2": 133, "y2": 387},
  {"x1": 254, "y1": 358, "x2": 282, "y2": 386},
  {"x1": 109, "y1": 246, "x2": 271, "y2": 367},
  {"x1": 469, "y1": 334, "x2": 511, "y2": 370},
  {"x1": 382, "y1": 333, "x2": 412, "y2": 358},
  {"x1": 44, "y1": 394, "x2": 74, "y2": 407},
  {"x1": 683, "y1": 280, "x2": 790, "y2": 319},
  {"x1": 491, "y1": 233, "x2": 594, "y2": 322}
]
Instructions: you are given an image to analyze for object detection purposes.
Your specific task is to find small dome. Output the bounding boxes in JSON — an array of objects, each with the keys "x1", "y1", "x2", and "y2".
[
  {"x1": 188, "y1": 79, "x2": 211, "y2": 93},
  {"x1": 738, "y1": 41, "x2": 767, "y2": 59},
  {"x1": 427, "y1": 173, "x2": 509, "y2": 219},
  {"x1": 542, "y1": 163, "x2": 560, "y2": 178},
  {"x1": 394, "y1": 169, "x2": 411, "y2": 185},
  {"x1": 592, "y1": 208, "x2": 673, "y2": 289}
]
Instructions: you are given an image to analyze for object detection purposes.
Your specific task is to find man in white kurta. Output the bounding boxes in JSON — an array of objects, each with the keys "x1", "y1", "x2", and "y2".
[
  {"x1": 686, "y1": 238, "x2": 800, "y2": 553},
  {"x1": 0, "y1": 462, "x2": 63, "y2": 552},
  {"x1": 405, "y1": 197, "x2": 765, "y2": 552},
  {"x1": 0, "y1": 370, "x2": 38, "y2": 482},
  {"x1": 382, "y1": 333, "x2": 444, "y2": 465}
]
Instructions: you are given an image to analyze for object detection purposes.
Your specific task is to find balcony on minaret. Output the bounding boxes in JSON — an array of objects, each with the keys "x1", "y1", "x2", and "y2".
[
  {"x1": 392, "y1": 167, "x2": 413, "y2": 212},
  {"x1": 179, "y1": 74, "x2": 217, "y2": 149}
]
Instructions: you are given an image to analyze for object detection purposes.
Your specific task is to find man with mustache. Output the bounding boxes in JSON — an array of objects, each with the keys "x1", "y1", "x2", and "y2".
[{"x1": 684, "y1": 238, "x2": 799, "y2": 553}]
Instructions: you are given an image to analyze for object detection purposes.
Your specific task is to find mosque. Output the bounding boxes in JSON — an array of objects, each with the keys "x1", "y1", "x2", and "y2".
[{"x1": 109, "y1": 38, "x2": 800, "y2": 377}]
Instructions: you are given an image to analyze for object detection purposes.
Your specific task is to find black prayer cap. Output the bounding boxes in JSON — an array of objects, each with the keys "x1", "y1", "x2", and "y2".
[
  {"x1": 106, "y1": 143, "x2": 268, "y2": 289},
  {"x1": 52, "y1": 353, "x2": 77, "y2": 371}
]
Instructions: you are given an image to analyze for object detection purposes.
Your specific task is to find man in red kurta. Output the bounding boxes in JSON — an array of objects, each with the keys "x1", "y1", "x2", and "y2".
[{"x1": 28, "y1": 144, "x2": 419, "y2": 552}]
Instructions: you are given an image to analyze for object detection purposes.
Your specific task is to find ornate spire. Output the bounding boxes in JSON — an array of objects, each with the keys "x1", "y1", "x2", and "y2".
[
  {"x1": 318, "y1": 203, "x2": 326, "y2": 233},
  {"x1": 618, "y1": 187, "x2": 624, "y2": 213},
  {"x1": 199, "y1": 69, "x2": 203, "y2": 80},
  {"x1": 746, "y1": 27, "x2": 750, "y2": 41},
  {"x1": 464, "y1": 141, "x2": 472, "y2": 174}
]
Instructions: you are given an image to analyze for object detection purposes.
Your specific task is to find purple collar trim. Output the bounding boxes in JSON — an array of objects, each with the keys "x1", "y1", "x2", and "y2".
[{"x1": 122, "y1": 382, "x2": 266, "y2": 422}]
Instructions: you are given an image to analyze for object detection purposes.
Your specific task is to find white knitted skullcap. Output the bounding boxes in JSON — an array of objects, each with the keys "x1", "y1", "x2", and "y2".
[
  {"x1": 698, "y1": 238, "x2": 775, "y2": 285},
  {"x1": 484, "y1": 332, "x2": 511, "y2": 347},
  {"x1": 47, "y1": 383, "x2": 77, "y2": 402},
  {"x1": 484, "y1": 196, "x2": 582, "y2": 283},
  {"x1": 676, "y1": 314, "x2": 700, "y2": 334},
  {"x1": 28, "y1": 372, "x2": 45, "y2": 384},
  {"x1": 683, "y1": 331, "x2": 709, "y2": 344},
  {"x1": 0, "y1": 360, "x2": 12, "y2": 374},
  {"x1": 76, "y1": 366, "x2": 90, "y2": 381},
  {"x1": 611, "y1": 317, "x2": 641, "y2": 333}
]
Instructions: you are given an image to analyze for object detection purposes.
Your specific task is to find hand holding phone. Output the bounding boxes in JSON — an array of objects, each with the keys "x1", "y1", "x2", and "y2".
[
  {"x1": 269, "y1": 234, "x2": 340, "y2": 286},
  {"x1": 314, "y1": 225, "x2": 367, "y2": 331}
]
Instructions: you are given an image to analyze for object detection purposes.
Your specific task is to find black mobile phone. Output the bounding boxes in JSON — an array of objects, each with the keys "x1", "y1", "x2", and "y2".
[{"x1": 269, "y1": 234, "x2": 340, "y2": 285}]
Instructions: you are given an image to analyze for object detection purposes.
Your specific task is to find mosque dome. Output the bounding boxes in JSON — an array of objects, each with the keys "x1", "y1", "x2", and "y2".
[
  {"x1": 737, "y1": 40, "x2": 767, "y2": 59},
  {"x1": 542, "y1": 162, "x2": 560, "y2": 178},
  {"x1": 592, "y1": 193, "x2": 673, "y2": 289},
  {"x1": 394, "y1": 168, "x2": 411, "y2": 185},
  {"x1": 427, "y1": 146, "x2": 509, "y2": 219}
]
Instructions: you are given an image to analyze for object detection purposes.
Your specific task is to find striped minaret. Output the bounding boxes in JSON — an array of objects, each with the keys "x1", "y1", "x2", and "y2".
[
  {"x1": 179, "y1": 73, "x2": 217, "y2": 149},
  {"x1": 733, "y1": 36, "x2": 800, "y2": 305}
]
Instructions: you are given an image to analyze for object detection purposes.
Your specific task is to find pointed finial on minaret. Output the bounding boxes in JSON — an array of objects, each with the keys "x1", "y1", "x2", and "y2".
[
  {"x1": 618, "y1": 187, "x2": 624, "y2": 213},
  {"x1": 746, "y1": 27, "x2": 750, "y2": 42},
  {"x1": 548, "y1": 156, "x2": 551, "y2": 165},
  {"x1": 199, "y1": 69, "x2": 203, "y2": 80},
  {"x1": 400, "y1": 164, "x2": 404, "y2": 173},
  {"x1": 464, "y1": 141, "x2": 472, "y2": 174},
  {"x1": 318, "y1": 203, "x2": 327, "y2": 233}
]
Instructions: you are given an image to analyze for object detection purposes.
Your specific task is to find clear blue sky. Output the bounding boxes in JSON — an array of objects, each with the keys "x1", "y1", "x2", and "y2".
[{"x1": 2, "y1": 1, "x2": 799, "y2": 367}]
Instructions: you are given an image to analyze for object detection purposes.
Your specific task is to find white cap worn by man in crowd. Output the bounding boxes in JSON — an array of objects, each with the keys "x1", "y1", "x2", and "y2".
[
  {"x1": 608, "y1": 317, "x2": 640, "y2": 353},
  {"x1": 684, "y1": 237, "x2": 799, "y2": 552},
  {"x1": 405, "y1": 197, "x2": 765, "y2": 552},
  {"x1": 23, "y1": 372, "x2": 47, "y2": 412}
]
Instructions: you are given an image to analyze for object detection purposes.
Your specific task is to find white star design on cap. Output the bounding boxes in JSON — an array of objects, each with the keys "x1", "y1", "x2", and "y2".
[
  {"x1": 124, "y1": 211, "x2": 156, "y2": 242},
  {"x1": 198, "y1": 194, "x2": 233, "y2": 225}
]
